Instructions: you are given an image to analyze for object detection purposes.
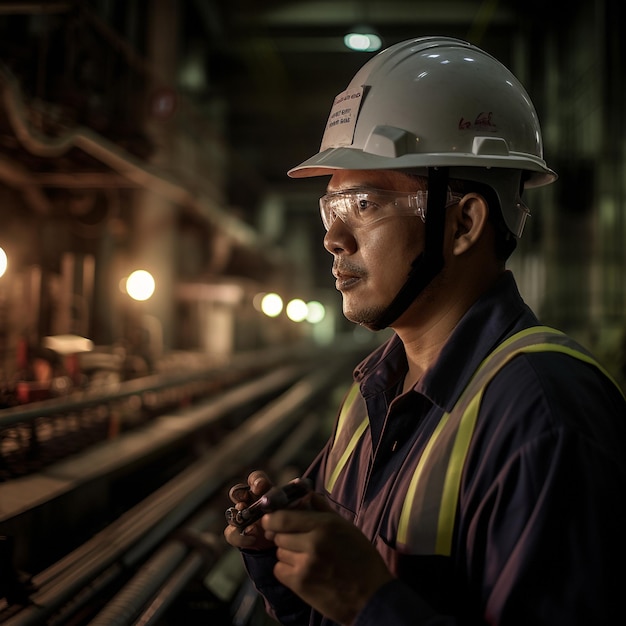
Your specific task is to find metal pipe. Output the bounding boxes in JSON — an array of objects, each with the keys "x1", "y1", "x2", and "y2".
[
  {"x1": 0, "y1": 345, "x2": 309, "y2": 428},
  {"x1": 0, "y1": 64, "x2": 257, "y2": 248},
  {"x1": 0, "y1": 156, "x2": 52, "y2": 214},
  {"x1": 85, "y1": 511, "x2": 221, "y2": 626},
  {"x1": 93, "y1": 402, "x2": 340, "y2": 625},
  {"x1": 2, "y1": 354, "x2": 355, "y2": 625}
]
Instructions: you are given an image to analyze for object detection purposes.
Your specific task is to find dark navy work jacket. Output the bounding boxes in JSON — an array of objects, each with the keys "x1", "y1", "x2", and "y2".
[{"x1": 243, "y1": 271, "x2": 626, "y2": 625}]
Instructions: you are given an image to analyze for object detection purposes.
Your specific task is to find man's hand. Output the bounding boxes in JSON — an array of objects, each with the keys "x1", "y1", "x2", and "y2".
[
  {"x1": 262, "y1": 493, "x2": 394, "y2": 625},
  {"x1": 223, "y1": 470, "x2": 276, "y2": 550}
]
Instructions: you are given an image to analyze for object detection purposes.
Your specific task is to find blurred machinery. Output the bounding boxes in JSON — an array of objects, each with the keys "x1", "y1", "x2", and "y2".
[
  {"x1": 0, "y1": 0, "x2": 624, "y2": 402},
  {"x1": 0, "y1": 2, "x2": 335, "y2": 408}
]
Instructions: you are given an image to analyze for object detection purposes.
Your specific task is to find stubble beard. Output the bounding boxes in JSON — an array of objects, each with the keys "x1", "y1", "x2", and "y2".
[
  {"x1": 342, "y1": 300, "x2": 387, "y2": 330},
  {"x1": 342, "y1": 265, "x2": 444, "y2": 331}
]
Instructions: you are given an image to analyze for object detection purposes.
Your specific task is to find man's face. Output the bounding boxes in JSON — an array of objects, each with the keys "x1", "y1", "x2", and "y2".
[{"x1": 323, "y1": 170, "x2": 425, "y2": 327}]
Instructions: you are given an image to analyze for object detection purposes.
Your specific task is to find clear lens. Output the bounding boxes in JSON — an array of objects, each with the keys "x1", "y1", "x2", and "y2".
[{"x1": 319, "y1": 188, "x2": 461, "y2": 231}]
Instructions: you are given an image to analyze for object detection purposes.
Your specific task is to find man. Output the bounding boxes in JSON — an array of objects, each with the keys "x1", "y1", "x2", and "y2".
[{"x1": 224, "y1": 37, "x2": 626, "y2": 625}]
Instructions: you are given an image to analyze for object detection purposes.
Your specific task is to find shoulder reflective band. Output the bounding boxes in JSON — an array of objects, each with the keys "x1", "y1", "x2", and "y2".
[
  {"x1": 397, "y1": 326, "x2": 625, "y2": 555},
  {"x1": 325, "y1": 382, "x2": 368, "y2": 493},
  {"x1": 323, "y1": 328, "x2": 624, "y2": 555}
]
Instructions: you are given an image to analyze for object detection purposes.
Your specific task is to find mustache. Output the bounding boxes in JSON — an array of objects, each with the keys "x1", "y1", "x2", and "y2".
[{"x1": 332, "y1": 261, "x2": 367, "y2": 278}]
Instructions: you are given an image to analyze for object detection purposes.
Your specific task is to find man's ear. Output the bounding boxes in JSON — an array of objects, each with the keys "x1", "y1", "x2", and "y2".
[{"x1": 449, "y1": 193, "x2": 489, "y2": 255}]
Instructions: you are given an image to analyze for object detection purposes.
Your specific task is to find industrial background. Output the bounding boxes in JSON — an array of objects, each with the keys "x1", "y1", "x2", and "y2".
[
  {"x1": 0, "y1": 1, "x2": 624, "y2": 624},
  {"x1": 0, "y1": 0, "x2": 624, "y2": 370}
]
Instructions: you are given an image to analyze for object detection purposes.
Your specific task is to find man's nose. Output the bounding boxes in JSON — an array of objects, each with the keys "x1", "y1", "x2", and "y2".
[{"x1": 323, "y1": 217, "x2": 356, "y2": 255}]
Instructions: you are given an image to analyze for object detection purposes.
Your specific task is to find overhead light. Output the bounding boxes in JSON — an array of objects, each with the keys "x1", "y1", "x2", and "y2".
[
  {"x1": 344, "y1": 27, "x2": 382, "y2": 52},
  {"x1": 260, "y1": 292, "x2": 283, "y2": 318},
  {"x1": 286, "y1": 298, "x2": 308, "y2": 323},
  {"x1": 125, "y1": 270, "x2": 156, "y2": 302},
  {"x1": 0, "y1": 246, "x2": 7, "y2": 278}
]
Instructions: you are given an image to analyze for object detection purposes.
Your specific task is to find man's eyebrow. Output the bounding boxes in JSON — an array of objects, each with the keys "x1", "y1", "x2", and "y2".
[
  {"x1": 325, "y1": 185, "x2": 388, "y2": 193},
  {"x1": 326, "y1": 186, "x2": 362, "y2": 193}
]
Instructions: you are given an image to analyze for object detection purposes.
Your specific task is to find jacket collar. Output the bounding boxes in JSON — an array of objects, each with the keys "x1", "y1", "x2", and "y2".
[{"x1": 354, "y1": 271, "x2": 540, "y2": 412}]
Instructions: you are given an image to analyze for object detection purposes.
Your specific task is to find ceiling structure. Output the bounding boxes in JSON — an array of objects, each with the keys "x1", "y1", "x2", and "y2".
[
  {"x1": 188, "y1": 0, "x2": 549, "y2": 205},
  {"x1": 1, "y1": 0, "x2": 624, "y2": 352},
  {"x1": 0, "y1": 0, "x2": 558, "y2": 217},
  {"x1": 0, "y1": 0, "x2": 581, "y2": 291}
]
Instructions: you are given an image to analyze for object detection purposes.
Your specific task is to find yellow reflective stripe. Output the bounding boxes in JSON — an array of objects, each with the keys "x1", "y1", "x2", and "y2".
[
  {"x1": 327, "y1": 326, "x2": 625, "y2": 555},
  {"x1": 432, "y1": 335, "x2": 623, "y2": 556},
  {"x1": 402, "y1": 332, "x2": 528, "y2": 552},
  {"x1": 471, "y1": 327, "x2": 622, "y2": 399},
  {"x1": 486, "y1": 326, "x2": 562, "y2": 360},
  {"x1": 332, "y1": 383, "x2": 361, "y2": 446},
  {"x1": 435, "y1": 389, "x2": 483, "y2": 555},
  {"x1": 325, "y1": 416, "x2": 368, "y2": 493},
  {"x1": 397, "y1": 411, "x2": 451, "y2": 545},
  {"x1": 325, "y1": 383, "x2": 367, "y2": 494},
  {"x1": 513, "y1": 343, "x2": 625, "y2": 400}
]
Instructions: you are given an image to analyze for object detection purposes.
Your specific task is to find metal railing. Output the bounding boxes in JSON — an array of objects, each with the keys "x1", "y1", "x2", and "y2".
[
  {"x1": 0, "y1": 347, "x2": 359, "y2": 625},
  {"x1": 0, "y1": 343, "x2": 319, "y2": 480}
]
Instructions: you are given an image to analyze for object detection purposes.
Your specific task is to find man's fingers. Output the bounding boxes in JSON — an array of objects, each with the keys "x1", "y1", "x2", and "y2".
[
  {"x1": 227, "y1": 471, "x2": 273, "y2": 505},
  {"x1": 248, "y1": 470, "x2": 272, "y2": 496},
  {"x1": 275, "y1": 545, "x2": 300, "y2": 566},
  {"x1": 228, "y1": 483, "x2": 252, "y2": 505},
  {"x1": 262, "y1": 508, "x2": 330, "y2": 534},
  {"x1": 223, "y1": 523, "x2": 258, "y2": 549}
]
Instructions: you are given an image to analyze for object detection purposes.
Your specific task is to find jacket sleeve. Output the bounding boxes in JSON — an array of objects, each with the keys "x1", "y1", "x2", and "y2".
[
  {"x1": 236, "y1": 443, "x2": 333, "y2": 624},
  {"x1": 456, "y1": 354, "x2": 626, "y2": 625},
  {"x1": 353, "y1": 579, "x2": 455, "y2": 626},
  {"x1": 241, "y1": 548, "x2": 311, "y2": 624}
]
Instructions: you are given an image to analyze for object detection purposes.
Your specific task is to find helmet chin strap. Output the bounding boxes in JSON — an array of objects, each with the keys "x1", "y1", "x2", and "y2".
[{"x1": 367, "y1": 167, "x2": 449, "y2": 331}]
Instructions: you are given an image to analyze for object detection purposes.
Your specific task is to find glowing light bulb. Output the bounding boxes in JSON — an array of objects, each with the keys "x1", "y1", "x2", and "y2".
[{"x1": 126, "y1": 270, "x2": 155, "y2": 301}]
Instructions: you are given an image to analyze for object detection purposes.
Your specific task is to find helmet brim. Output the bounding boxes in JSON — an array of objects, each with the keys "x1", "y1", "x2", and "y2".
[{"x1": 288, "y1": 147, "x2": 557, "y2": 188}]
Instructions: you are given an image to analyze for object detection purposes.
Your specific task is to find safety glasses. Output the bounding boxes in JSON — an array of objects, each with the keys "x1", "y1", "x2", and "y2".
[{"x1": 319, "y1": 188, "x2": 463, "y2": 231}]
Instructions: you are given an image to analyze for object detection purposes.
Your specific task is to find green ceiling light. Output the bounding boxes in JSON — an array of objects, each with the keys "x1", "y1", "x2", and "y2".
[{"x1": 344, "y1": 27, "x2": 382, "y2": 52}]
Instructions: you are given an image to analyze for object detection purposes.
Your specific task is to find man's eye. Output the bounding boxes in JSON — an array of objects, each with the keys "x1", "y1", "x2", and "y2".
[{"x1": 356, "y1": 197, "x2": 376, "y2": 212}]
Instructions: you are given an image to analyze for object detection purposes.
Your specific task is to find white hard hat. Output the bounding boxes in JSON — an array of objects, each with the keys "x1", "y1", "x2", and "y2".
[{"x1": 288, "y1": 36, "x2": 557, "y2": 236}]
